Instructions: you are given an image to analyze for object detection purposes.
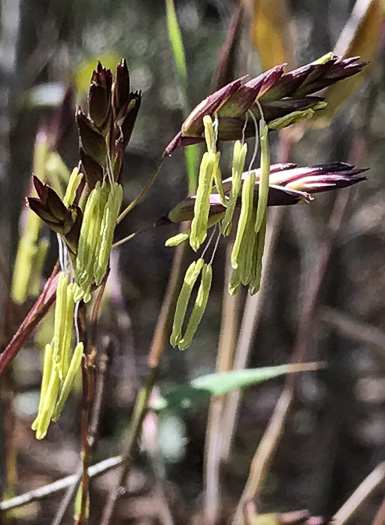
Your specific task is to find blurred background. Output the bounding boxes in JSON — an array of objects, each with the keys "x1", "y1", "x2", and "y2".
[{"x1": 1, "y1": 0, "x2": 385, "y2": 523}]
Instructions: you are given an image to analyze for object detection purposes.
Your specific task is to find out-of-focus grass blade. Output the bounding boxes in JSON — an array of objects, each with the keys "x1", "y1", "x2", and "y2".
[
  {"x1": 26, "y1": 83, "x2": 66, "y2": 109},
  {"x1": 184, "y1": 145, "x2": 198, "y2": 193},
  {"x1": 247, "y1": 513, "x2": 280, "y2": 525},
  {"x1": 165, "y1": 0, "x2": 198, "y2": 192},
  {"x1": 247, "y1": 510, "x2": 314, "y2": 524},
  {"x1": 313, "y1": 0, "x2": 384, "y2": 127},
  {"x1": 152, "y1": 362, "x2": 322, "y2": 412},
  {"x1": 165, "y1": 0, "x2": 188, "y2": 95},
  {"x1": 251, "y1": 0, "x2": 294, "y2": 70}
]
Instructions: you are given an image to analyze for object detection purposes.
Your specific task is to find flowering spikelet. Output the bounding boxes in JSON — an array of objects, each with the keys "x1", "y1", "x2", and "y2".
[
  {"x1": 163, "y1": 53, "x2": 367, "y2": 346},
  {"x1": 164, "y1": 54, "x2": 367, "y2": 155},
  {"x1": 12, "y1": 90, "x2": 74, "y2": 304}
]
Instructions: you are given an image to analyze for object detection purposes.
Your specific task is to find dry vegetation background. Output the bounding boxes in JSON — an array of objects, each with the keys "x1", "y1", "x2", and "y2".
[{"x1": 1, "y1": 0, "x2": 385, "y2": 524}]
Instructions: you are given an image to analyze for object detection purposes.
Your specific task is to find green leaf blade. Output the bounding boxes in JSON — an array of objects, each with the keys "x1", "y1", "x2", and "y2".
[{"x1": 152, "y1": 363, "x2": 321, "y2": 412}]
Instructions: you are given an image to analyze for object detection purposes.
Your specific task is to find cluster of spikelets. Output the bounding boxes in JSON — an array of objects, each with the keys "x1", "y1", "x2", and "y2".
[
  {"x1": 28, "y1": 60, "x2": 141, "y2": 438},
  {"x1": 166, "y1": 53, "x2": 369, "y2": 350},
  {"x1": 27, "y1": 54, "x2": 369, "y2": 434},
  {"x1": 32, "y1": 169, "x2": 124, "y2": 438}
]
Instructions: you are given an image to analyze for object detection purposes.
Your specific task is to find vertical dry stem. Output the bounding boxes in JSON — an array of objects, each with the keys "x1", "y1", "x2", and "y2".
[
  {"x1": 101, "y1": 228, "x2": 189, "y2": 525},
  {"x1": 332, "y1": 462, "x2": 385, "y2": 524},
  {"x1": 78, "y1": 304, "x2": 90, "y2": 525},
  {"x1": 204, "y1": 244, "x2": 241, "y2": 523},
  {"x1": 232, "y1": 190, "x2": 351, "y2": 524}
]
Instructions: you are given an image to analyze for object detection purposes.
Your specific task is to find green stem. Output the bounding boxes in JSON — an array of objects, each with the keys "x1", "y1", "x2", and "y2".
[{"x1": 164, "y1": 0, "x2": 198, "y2": 193}]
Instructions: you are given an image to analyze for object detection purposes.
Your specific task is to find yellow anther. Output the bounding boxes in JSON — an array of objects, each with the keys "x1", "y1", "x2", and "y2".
[
  {"x1": 94, "y1": 183, "x2": 123, "y2": 285},
  {"x1": 255, "y1": 119, "x2": 270, "y2": 234},
  {"x1": 28, "y1": 238, "x2": 50, "y2": 298},
  {"x1": 249, "y1": 213, "x2": 267, "y2": 295},
  {"x1": 190, "y1": 152, "x2": 216, "y2": 252},
  {"x1": 74, "y1": 182, "x2": 109, "y2": 302},
  {"x1": 53, "y1": 342, "x2": 84, "y2": 421},
  {"x1": 11, "y1": 237, "x2": 37, "y2": 304},
  {"x1": 53, "y1": 273, "x2": 69, "y2": 379},
  {"x1": 63, "y1": 167, "x2": 83, "y2": 207},
  {"x1": 61, "y1": 283, "x2": 75, "y2": 379},
  {"x1": 203, "y1": 115, "x2": 217, "y2": 154},
  {"x1": 165, "y1": 213, "x2": 224, "y2": 247},
  {"x1": 231, "y1": 171, "x2": 255, "y2": 269},
  {"x1": 228, "y1": 266, "x2": 241, "y2": 296},
  {"x1": 170, "y1": 259, "x2": 205, "y2": 347},
  {"x1": 165, "y1": 231, "x2": 190, "y2": 247},
  {"x1": 222, "y1": 141, "x2": 248, "y2": 236},
  {"x1": 32, "y1": 343, "x2": 54, "y2": 431},
  {"x1": 34, "y1": 367, "x2": 60, "y2": 439},
  {"x1": 178, "y1": 263, "x2": 212, "y2": 350},
  {"x1": 268, "y1": 109, "x2": 315, "y2": 131},
  {"x1": 240, "y1": 210, "x2": 256, "y2": 286},
  {"x1": 212, "y1": 151, "x2": 226, "y2": 206}
]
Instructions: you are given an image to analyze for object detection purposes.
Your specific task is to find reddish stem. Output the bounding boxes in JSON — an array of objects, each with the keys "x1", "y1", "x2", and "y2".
[
  {"x1": 0, "y1": 262, "x2": 60, "y2": 376},
  {"x1": 77, "y1": 303, "x2": 90, "y2": 525}
]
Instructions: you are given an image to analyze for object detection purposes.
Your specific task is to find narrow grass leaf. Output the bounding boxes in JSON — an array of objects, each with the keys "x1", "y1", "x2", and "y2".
[
  {"x1": 165, "y1": 0, "x2": 198, "y2": 192},
  {"x1": 152, "y1": 363, "x2": 321, "y2": 411},
  {"x1": 165, "y1": 0, "x2": 188, "y2": 93}
]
